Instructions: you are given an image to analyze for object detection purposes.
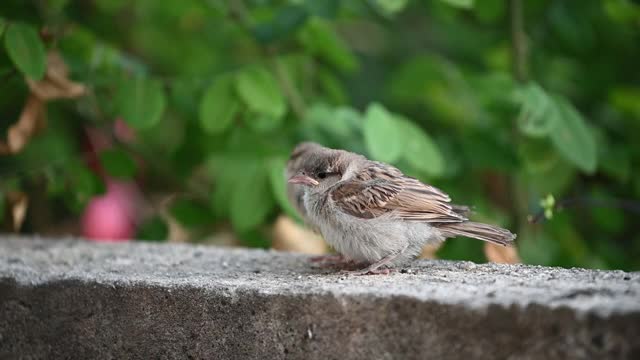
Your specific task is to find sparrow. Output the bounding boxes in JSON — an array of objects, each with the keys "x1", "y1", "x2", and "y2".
[{"x1": 286, "y1": 142, "x2": 516, "y2": 275}]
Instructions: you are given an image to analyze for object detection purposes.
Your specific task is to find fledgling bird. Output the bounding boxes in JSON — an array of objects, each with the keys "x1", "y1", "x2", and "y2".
[{"x1": 286, "y1": 142, "x2": 516, "y2": 275}]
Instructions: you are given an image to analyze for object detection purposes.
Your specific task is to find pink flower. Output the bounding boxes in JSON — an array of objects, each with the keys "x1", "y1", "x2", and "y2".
[{"x1": 82, "y1": 181, "x2": 141, "y2": 242}]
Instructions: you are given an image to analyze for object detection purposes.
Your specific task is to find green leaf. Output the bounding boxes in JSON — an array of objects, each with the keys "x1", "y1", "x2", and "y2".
[
  {"x1": 43, "y1": 168, "x2": 66, "y2": 196},
  {"x1": 99, "y1": 149, "x2": 137, "y2": 179},
  {"x1": 474, "y1": 0, "x2": 504, "y2": 22},
  {"x1": 199, "y1": 77, "x2": 239, "y2": 134},
  {"x1": 440, "y1": 0, "x2": 474, "y2": 9},
  {"x1": 95, "y1": 0, "x2": 128, "y2": 13},
  {"x1": 253, "y1": 5, "x2": 309, "y2": 43},
  {"x1": 301, "y1": 103, "x2": 362, "y2": 149},
  {"x1": 68, "y1": 164, "x2": 105, "y2": 213},
  {"x1": 235, "y1": 65, "x2": 287, "y2": 119},
  {"x1": 230, "y1": 163, "x2": 275, "y2": 232},
  {"x1": 609, "y1": 87, "x2": 640, "y2": 120},
  {"x1": 305, "y1": 103, "x2": 335, "y2": 128},
  {"x1": 48, "y1": 0, "x2": 71, "y2": 13},
  {"x1": 237, "y1": 228, "x2": 271, "y2": 249},
  {"x1": 334, "y1": 107, "x2": 362, "y2": 132},
  {"x1": 298, "y1": 18, "x2": 358, "y2": 73},
  {"x1": 170, "y1": 199, "x2": 212, "y2": 228},
  {"x1": 549, "y1": 97, "x2": 597, "y2": 173},
  {"x1": 515, "y1": 84, "x2": 597, "y2": 173},
  {"x1": 519, "y1": 138, "x2": 561, "y2": 174},
  {"x1": 117, "y1": 76, "x2": 166, "y2": 130},
  {"x1": 57, "y1": 26, "x2": 95, "y2": 72},
  {"x1": 304, "y1": 0, "x2": 340, "y2": 18},
  {"x1": 363, "y1": 103, "x2": 403, "y2": 163},
  {"x1": 389, "y1": 55, "x2": 479, "y2": 126},
  {"x1": 4, "y1": 22, "x2": 47, "y2": 80},
  {"x1": 318, "y1": 67, "x2": 348, "y2": 104},
  {"x1": 14, "y1": 127, "x2": 75, "y2": 172},
  {"x1": 136, "y1": 216, "x2": 168, "y2": 242},
  {"x1": 604, "y1": 0, "x2": 640, "y2": 24},
  {"x1": 305, "y1": 103, "x2": 359, "y2": 138},
  {"x1": 388, "y1": 56, "x2": 438, "y2": 105},
  {"x1": 396, "y1": 117, "x2": 445, "y2": 177},
  {"x1": 515, "y1": 83, "x2": 558, "y2": 138},
  {"x1": 372, "y1": 0, "x2": 409, "y2": 17},
  {"x1": 208, "y1": 155, "x2": 246, "y2": 218},
  {"x1": 267, "y1": 157, "x2": 303, "y2": 221},
  {"x1": 247, "y1": 113, "x2": 284, "y2": 133}
]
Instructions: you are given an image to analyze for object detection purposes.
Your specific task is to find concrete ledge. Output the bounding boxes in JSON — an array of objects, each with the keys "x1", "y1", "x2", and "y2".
[{"x1": 1, "y1": 237, "x2": 639, "y2": 359}]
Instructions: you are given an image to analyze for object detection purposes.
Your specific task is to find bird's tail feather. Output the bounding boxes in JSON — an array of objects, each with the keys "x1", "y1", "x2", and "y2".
[{"x1": 438, "y1": 221, "x2": 516, "y2": 246}]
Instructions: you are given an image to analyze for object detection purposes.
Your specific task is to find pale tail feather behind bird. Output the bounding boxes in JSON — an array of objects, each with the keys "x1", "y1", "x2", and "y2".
[{"x1": 437, "y1": 221, "x2": 516, "y2": 247}]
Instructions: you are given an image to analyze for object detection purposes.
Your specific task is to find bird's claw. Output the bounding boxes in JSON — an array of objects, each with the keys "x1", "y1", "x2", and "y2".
[
  {"x1": 310, "y1": 254, "x2": 359, "y2": 269},
  {"x1": 309, "y1": 254, "x2": 345, "y2": 264},
  {"x1": 340, "y1": 267, "x2": 392, "y2": 276}
]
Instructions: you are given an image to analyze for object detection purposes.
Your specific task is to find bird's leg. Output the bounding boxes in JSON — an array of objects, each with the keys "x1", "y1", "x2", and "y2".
[
  {"x1": 341, "y1": 256, "x2": 394, "y2": 275},
  {"x1": 342, "y1": 244, "x2": 409, "y2": 276},
  {"x1": 347, "y1": 258, "x2": 394, "y2": 275}
]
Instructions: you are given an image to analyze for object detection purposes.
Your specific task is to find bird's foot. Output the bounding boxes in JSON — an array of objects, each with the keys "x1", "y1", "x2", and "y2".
[
  {"x1": 309, "y1": 254, "x2": 345, "y2": 263},
  {"x1": 340, "y1": 267, "x2": 393, "y2": 276},
  {"x1": 339, "y1": 250, "x2": 403, "y2": 275},
  {"x1": 309, "y1": 254, "x2": 357, "y2": 269}
]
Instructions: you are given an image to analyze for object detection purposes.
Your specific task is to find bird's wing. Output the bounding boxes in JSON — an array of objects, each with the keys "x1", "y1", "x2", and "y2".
[{"x1": 330, "y1": 162, "x2": 467, "y2": 223}]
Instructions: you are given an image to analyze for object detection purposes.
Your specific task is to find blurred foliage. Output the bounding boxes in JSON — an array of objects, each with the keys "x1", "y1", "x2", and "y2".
[{"x1": 1, "y1": 0, "x2": 639, "y2": 270}]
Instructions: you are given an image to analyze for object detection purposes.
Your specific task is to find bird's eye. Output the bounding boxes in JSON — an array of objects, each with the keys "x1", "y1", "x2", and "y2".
[{"x1": 317, "y1": 172, "x2": 327, "y2": 179}]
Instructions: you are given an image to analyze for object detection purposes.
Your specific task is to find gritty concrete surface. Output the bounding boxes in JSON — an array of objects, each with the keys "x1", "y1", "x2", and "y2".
[{"x1": 0, "y1": 236, "x2": 639, "y2": 360}]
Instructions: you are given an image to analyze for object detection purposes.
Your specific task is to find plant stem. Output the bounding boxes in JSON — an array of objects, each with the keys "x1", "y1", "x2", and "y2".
[
  {"x1": 508, "y1": 0, "x2": 530, "y2": 231},
  {"x1": 509, "y1": 0, "x2": 528, "y2": 82}
]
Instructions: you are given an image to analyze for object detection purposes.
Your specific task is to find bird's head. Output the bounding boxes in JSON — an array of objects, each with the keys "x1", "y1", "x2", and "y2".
[{"x1": 287, "y1": 143, "x2": 347, "y2": 192}]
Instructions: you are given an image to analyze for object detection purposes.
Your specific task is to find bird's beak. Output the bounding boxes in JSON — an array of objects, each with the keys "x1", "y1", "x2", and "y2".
[{"x1": 288, "y1": 174, "x2": 319, "y2": 186}]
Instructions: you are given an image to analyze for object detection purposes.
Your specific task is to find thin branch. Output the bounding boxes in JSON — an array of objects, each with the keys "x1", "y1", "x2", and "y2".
[
  {"x1": 509, "y1": 0, "x2": 528, "y2": 83},
  {"x1": 508, "y1": 0, "x2": 529, "y2": 232}
]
